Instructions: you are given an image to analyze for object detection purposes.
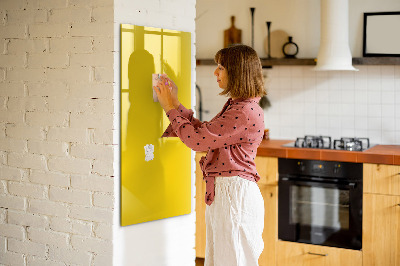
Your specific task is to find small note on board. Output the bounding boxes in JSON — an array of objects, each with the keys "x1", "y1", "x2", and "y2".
[{"x1": 144, "y1": 144, "x2": 154, "y2": 161}]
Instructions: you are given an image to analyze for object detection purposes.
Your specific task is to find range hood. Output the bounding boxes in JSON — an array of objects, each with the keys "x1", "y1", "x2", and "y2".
[{"x1": 314, "y1": 0, "x2": 358, "y2": 71}]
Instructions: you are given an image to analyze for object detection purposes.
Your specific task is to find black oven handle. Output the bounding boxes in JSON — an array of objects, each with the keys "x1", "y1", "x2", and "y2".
[{"x1": 280, "y1": 177, "x2": 356, "y2": 189}]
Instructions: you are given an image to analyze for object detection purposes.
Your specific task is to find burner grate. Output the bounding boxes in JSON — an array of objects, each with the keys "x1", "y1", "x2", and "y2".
[
  {"x1": 295, "y1": 135, "x2": 332, "y2": 149},
  {"x1": 333, "y1": 137, "x2": 370, "y2": 151},
  {"x1": 287, "y1": 136, "x2": 372, "y2": 151}
]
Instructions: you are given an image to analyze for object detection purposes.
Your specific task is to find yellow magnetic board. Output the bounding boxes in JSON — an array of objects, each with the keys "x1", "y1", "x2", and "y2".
[{"x1": 120, "y1": 24, "x2": 192, "y2": 226}]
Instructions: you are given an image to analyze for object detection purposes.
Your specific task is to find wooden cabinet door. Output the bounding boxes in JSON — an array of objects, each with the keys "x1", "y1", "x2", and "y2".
[
  {"x1": 256, "y1": 156, "x2": 278, "y2": 186},
  {"x1": 195, "y1": 152, "x2": 207, "y2": 258},
  {"x1": 259, "y1": 185, "x2": 278, "y2": 266},
  {"x1": 277, "y1": 241, "x2": 362, "y2": 266},
  {"x1": 363, "y1": 193, "x2": 400, "y2": 266},
  {"x1": 364, "y1": 164, "x2": 400, "y2": 196}
]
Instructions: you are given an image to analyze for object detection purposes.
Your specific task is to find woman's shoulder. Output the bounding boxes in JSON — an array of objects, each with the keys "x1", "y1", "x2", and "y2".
[
  {"x1": 225, "y1": 99, "x2": 262, "y2": 124},
  {"x1": 232, "y1": 97, "x2": 261, "y2": 110}
]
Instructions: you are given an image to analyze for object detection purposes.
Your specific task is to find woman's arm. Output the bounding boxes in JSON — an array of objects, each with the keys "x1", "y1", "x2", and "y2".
[
  {"x1": 176, "y1": 103, "x2": 202, "y2": 126},
  {"x1": 161, "y1": 103, "x2": 203, "y2": 138},
  {"x1": 165, "y1": 107, "x2": 248, "y2": 152},
  {"x1": 153, "y1": 76, "x2": 206, "y2": 137}
]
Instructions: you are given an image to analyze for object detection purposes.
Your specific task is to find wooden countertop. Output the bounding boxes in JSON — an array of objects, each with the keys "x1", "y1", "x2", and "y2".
[{"x1": 256, "y1": 139, "x2": 400, "y2": 165}]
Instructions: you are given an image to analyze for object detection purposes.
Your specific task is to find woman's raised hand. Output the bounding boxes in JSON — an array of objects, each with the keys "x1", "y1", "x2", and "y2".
[
  {"x1": 164, "y1": 76, "x2": 179, "y2": 108},
  {"x1": 153, "y1": 76, "x2": 175, "y2": 113}
]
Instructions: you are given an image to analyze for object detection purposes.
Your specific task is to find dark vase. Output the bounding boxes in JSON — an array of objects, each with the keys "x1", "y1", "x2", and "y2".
[{"x1": 282, "y1": 36, "x2": 299, "y2": 58}]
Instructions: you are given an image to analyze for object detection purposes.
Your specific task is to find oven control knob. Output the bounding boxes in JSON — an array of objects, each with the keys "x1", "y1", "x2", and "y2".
[
  {"x1": 334, "y1": 164, "x2": 341, "y2": 174},
  {"x1": 334, "y1": 167, "x2": 339, "y2": 174},
  {"x1": 298, "y1": 161, "x2": 305, "y2": 171}
]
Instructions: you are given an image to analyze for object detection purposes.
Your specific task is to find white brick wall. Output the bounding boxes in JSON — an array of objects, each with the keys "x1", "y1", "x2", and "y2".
[
  {"x1": 48, "y1": 246, "x2": 92, "y2": 265},
  {"x1": 8, "y1": 238, "x2": 47, "y2": 257},
  {"x1": 8, "y1": 210, "x2": 49, "y2": 229},
  {"x1": 0, "y1": 0, "x2": 115, "y2": 265},
  {"x1": 50, "y1": 216, "x2": 92, "y2": 236},
  {"x1": 0, "y1": 83, "x2": 25, "y2": 97},
  {"x1": 7, "y1": 39, "x2": 48, "y2": 54}
]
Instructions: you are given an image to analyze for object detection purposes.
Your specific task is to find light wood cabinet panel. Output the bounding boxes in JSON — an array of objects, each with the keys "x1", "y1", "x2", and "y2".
[
  {"x1": 277, "y1": 241, "x2": 362, "y2": 266},
  {"x1": 364, "y1": 164, "x2": 400, "y2": 196},
  {"x1": 259, "y1": 185, "x2": 278, "y2": 266},
  {"x1": 195, "y1": 152, "x2": 207, "y2": 258},
  {"x1": 363, "y1": 193, "x2": 400, "y2": 266},
  {"x1": 255, "y1": 156, "x2": 278, "y2": 186}
]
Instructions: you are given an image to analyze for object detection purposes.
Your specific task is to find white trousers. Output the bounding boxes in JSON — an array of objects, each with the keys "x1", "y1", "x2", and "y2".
[{"x1": 205, "y1": 176, "x2": 264, "y2": 266}]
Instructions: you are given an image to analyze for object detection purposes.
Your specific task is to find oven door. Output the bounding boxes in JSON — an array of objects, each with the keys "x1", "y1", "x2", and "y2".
[{"x1": 278, "y1": 176, "x2": 362, "y2": 250}]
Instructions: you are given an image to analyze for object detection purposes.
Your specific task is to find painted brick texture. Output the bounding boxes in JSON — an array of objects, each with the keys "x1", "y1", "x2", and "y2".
[{"x1": 0, "y1": 0, "x2": 115, "y2": 265}]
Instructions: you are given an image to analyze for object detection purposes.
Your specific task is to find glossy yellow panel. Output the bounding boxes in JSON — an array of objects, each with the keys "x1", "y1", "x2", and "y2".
[{"x1": 120, "y1": 24, "x2": 192, "y2": 226}]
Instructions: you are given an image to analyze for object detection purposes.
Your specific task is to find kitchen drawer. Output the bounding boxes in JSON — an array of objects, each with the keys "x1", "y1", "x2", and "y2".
[
  {"x1": 255, "y1": 156, "x2": 278, "y2": 186},
  {"x1": 277, "y1": 241, "x2": 362, "y2": 266},
  {"x1": 364, "y1": 164, "x2": 400, "y2": 196}
]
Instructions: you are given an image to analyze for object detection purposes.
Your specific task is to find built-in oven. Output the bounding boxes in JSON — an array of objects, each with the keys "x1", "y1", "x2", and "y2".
[{"x1": 278, "y1": 158, "x2": 363, "y2": 250}]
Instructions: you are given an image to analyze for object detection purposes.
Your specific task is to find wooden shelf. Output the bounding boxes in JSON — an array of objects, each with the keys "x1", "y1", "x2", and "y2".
[
  {"x1": 196, "y1": 58, "x2": 315, "y2": 68},
  {"x1": 260, "y1": 58, "x2": 316, "y2": 66},
  {"x1": 352, "y1": 57, "x2": 400, "y2": 65},
  {"x1": 196, "y1": 57, "x2": 400, "y2": 67}
]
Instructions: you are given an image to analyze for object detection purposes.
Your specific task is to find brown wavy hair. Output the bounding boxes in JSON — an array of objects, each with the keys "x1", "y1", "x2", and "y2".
[{"x1": 214, "y1": 44, "x2": 266, "y2": 99}]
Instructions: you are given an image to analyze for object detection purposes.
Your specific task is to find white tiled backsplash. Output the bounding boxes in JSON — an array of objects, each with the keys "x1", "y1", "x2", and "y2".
[{"x1": 196, "y1": 65, "x2": 400, "y2": 145}]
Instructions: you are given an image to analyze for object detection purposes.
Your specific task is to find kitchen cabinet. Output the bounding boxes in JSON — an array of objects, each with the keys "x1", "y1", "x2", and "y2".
[
  {"x1": 195, "y1": 156, "x2": 400, "y2": 265},
  {"x1": 363, "y1": 164, "x2": 400, "y2": 266},
  {"x1": 195, "y1": 154, "x2": 279, "y2": 266},
  {"x1": 276, "y1": 241, "x2": 362, "y2": 266},
  {"x1": 256, "y1": 156, "x2": 278, "y2": 266},
  {"x1": 259, "y1": 184, "x2": 278, "y2": 266},
  {"x1": 363, "y1": 163, "x2": 400, "y2": 196},
  {"x1": 195, "y1": 152, "x2": 207, "y2": 258},
  {"x1": 363, "y1": 193, "x2": 400, "y2": 266},
  {"x1": 255, "y1": 156, "x2": 278, "y2": 186}
]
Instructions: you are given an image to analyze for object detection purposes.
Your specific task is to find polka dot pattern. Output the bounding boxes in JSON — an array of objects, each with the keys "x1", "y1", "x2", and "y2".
[{"x1": 161, "y1": 97, "x2": 265, "y2": 205}]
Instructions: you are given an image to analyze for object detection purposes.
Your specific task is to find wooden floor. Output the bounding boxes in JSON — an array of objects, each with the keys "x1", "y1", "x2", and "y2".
[{"x1": 195, "y1": 257, "x2": 204, "y2": 266}]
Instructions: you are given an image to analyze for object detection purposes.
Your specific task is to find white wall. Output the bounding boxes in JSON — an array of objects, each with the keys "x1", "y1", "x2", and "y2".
[
  {"x1": 0, "y1": 0, "x2": 196, "y2": 265},
  {"x1": 196, "y1": 0, "x2": 400, "y2": 145},
  {"x1": 113, "y1": 1, "x2": 197, "y2": 266},
  {"x1": 197, "y1": 65, "x2": 400, "y2": 144},
  {"x1": 196, "y1": 0, "x2": 319, "y2": 58},
  {"x1": 263, "y1": 65, "x2": 400, "y2": 144},
  {"x1": 0, "y1": 0, "x2": 115, "y2": 265},
  {"x1": 196, "y1": 0, "x2": 400, "y2": 58}
]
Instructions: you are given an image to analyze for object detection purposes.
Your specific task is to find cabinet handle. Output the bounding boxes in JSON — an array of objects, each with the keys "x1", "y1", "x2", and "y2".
[
  {"x1": 397, "y1": 204, "x2": 400, "y2": 207},
  {"x1": 307, "y1": 252, "x2": 328, "y2": 256}
]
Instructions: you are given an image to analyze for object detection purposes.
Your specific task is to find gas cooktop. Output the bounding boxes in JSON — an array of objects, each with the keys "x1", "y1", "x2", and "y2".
[{"x1": 282, "y1": 135, "x2": 375, "y2": 151}]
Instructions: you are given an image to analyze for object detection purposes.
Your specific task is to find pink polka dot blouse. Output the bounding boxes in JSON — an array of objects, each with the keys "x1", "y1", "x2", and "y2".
[{"x1": 162, "y1": 97, "x2": 265, "y2": 205}]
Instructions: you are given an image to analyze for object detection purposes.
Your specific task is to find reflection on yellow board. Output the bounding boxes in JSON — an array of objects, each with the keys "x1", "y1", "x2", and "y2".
[{"x1": 120, "y1": 24, "x2": 192, "y2": 226}]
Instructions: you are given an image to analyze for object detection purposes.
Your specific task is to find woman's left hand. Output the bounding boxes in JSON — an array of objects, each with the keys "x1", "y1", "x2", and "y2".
[{"x1": 153, "y1": 77, "x2": 175, "y2": 113}]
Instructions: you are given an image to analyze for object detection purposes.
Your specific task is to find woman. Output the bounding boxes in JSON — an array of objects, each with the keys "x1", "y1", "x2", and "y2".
[{"x1": 153, "y1": 44, "x2": 266, "y2": 266}]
